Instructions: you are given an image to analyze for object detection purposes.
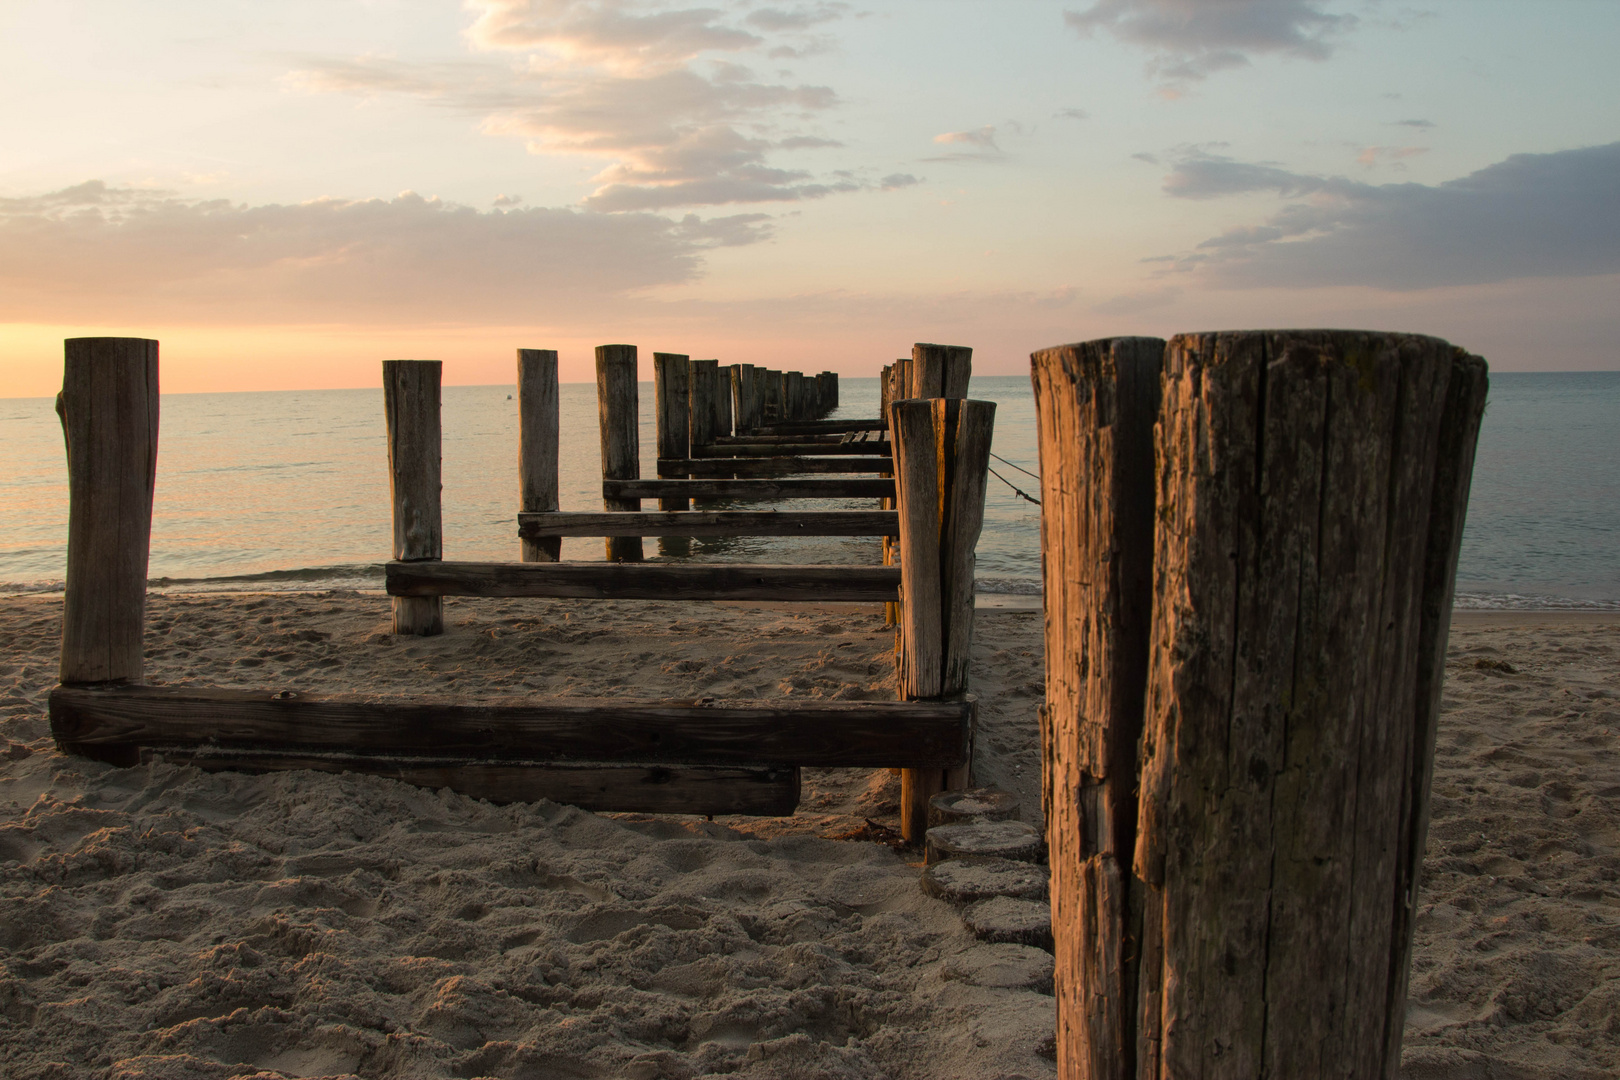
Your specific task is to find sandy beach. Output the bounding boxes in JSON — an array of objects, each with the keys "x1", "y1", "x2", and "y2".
[{"x1": 1, "y1": 594, "x2": 1616, "y2": 1079}]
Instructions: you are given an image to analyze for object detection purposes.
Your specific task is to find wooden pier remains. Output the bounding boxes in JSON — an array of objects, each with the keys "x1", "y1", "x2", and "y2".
[
  {"x1": 1032, "y1": 331, "x2": 1488, "y2": 1079},
  {"x1": 48, "y1": 339, "x2": 980, "y2": 831}
]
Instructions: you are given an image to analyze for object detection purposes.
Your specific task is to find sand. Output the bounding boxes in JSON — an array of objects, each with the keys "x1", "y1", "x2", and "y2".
[{"x1": 0, "y1": 594, "x2": 1615, "y2": 1078}]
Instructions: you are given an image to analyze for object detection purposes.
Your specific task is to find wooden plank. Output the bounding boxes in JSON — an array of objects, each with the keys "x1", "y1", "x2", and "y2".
[
  {"x1": 660, "y1": 456, "x2": 891, "y2": 477},
  {"x1": 597, "y1": 344, "x2": 643, "y2": 561},
  {"x1": 387, "y1": 560, "x2": 900, "y2": 601},
  {"x1": 51, "y1": 685, "x2": 972, "y2": 769},
  {"x1": 384, "y1": 359, "x2": 443, "y2": 635},
  {"x1": 519, "y1": 510, "x2": 899, "y2": 537},
  {"x1": 654, "y1": 352, "x2": 691, "y2": 511},
  {"x1": 518, "y1": 348, "x2": 561, "y2": 562},
  {"x1": 1031, "y1": 336, "x2": 1164, "y2": 1080},
  {"x1": 145, "y1": 748, "x2": 800, "y2": 816},
  {"x1": 58, "y1": 337, "x2": 160, "y2": 685},
  {"x1": 711, "y1": 433, "x2": 844, "y2": 446},
  {"x1": 606, "y1": 478, "x2": 895, "y2": 500},
  {"x1": 690, "y1": 441, "x2": 889, "y2": 458},
  {"x1": 753, "y1": 419, "x2": 884, "y2": 435}
]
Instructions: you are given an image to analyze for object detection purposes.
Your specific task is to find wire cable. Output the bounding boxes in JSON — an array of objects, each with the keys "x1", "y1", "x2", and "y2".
[
  {"x1": 989, "y1": 451, "x2": 1040, "y2": 480},
  {"x1": 989, "y1": 466, "x2": 1041, "y2": 506}
]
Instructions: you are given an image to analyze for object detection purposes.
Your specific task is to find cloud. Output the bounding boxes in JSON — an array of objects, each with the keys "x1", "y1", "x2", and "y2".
[
  {"x1": 1355, "y1": 145, "x2": 1427, "y2": 168},
  {"x1": 1393, "y1": 118, "x2": 1435, "y2": 129},
  {"x1": 1054, "y1": 107, "x2": 1090, "y2": 120},
  {"x1": 1156, "y1": 142, "x2": 1620, "y2": 289},
  {"x1": 879, "y1": 173, "x2": 920, "y2": 190},
  {"x1": 290, "y1": 1, "x2": 872, "y2": 211},
  {"x1": 0, "y1": 181, "x2": 770, "y2": 323},
  {"x1": 933, "y1": 126, "x2": 999, "y2": 149},
  {"x1": 1064, "y1": 0, "x2": 1355, "y2": 88}
]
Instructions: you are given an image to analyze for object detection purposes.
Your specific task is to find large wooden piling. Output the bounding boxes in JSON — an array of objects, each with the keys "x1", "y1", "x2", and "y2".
[
  {"x1": 596, "y1": 344, "x2": 643, "y2": 562},
  {"x1": 57, "y1": 337, "x2": 160, "y2": 685},
  {"x1": 690, "y1": 359, "x2": 720, "y2": 447},
  {"x1": 1033, "y1": 330, "x2": 1489, "y2": 1079},
  {"x1": 891, "y1": 396, "x2": 997, "y2": 842},
  {"x1": 384, "y1": 360, "x2": 444, "y2": 635},
  {"x1": 1029, "y1": 337, "x2": 1164, "y2": 1080},
  {"x1": 717, "y1": 364, "x2": 734, "y2": 436},
  {"x1": 654, "y1": 353, "x2": 691, "y2": 512},
  {"x1": 912, "y1": 343, "x2": 972, "y2": 398},
  {"x1": 518, "y1": 349, "x2": 561, "y2": 562},
  {"x1": 732, "y1": 364, "x2": 756, "y2": 434}
]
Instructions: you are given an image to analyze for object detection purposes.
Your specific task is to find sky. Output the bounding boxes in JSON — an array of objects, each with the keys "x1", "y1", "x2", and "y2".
[{"x1": 2, "y1": 0, "x2": 1618, "y2": 394}]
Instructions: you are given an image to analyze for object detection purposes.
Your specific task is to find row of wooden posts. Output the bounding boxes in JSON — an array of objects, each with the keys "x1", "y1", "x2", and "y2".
[
  {"x1": 51, "y1": 338, "x2": 993, "y2": 843},
  {"x1": 48, "y1": 329, "x2": 1490, "y2": 1079}
]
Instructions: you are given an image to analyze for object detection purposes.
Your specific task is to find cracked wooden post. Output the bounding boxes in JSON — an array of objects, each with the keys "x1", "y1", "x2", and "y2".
[
  {"x1": 654, "y1": 353, "x2": 690, "y2": 512},
  {"x1": 892, "y1": 395, "x2": 996, "y2": 843},
  {"x1": 518, "y1": 349, "x2": 561, "y2": 562},
  {"x1": 1034, "y1": 330, "x2": 1488, "y2": 1079},
  {"x1": 385, "y1": 359, "x2": 443, "y2": 635},
  {"x1": 57, "y1": 337, "x2": 160, "y2": 685},
  {"x1": 1031, "y1": 336, "x2": 1164, "y2": 1080},
  {"x1": 912, "y1": 342, "x2": 972, "y2": 399},
  {"x1": 596, "y1": 344, "x2": 643, "y2": 563}
]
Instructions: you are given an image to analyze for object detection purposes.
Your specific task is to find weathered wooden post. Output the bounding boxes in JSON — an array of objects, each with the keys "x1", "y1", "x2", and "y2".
[
  {"x1": 1030, "y1": 336, "x2": 1164, "y2": 1080},
  {"x1": 716, "y1": 364, "x2": 734, "y2": 437},
  {"x1": 879, "y1": 363, "x2": 899, "y2": 626},
  {"x1": 385, "y1": 359, "x2": 444, "y2": 635},
  {"x1": 597, "y1": 344, "x2": 643, "y2": 562},
  {"x1": 733, "y1": 364, "x2": 756, "y2": 434},
  {"x1": 1033, "y1": 330, "x2": 1489, "y2": 1079},
  {"x1": 891, "y1": 395, "x2": 996, "y2": 843},
  {"x1": 654, "y1": 353, "x2": 690, "y2": 512},
  {"x1": 57, "y1": 337, "x2": 160, "y2": 686},
  {"x1": 827, "y1": 372, "x2": 838, "y2": 411},
  {"x1": 787, "y1": 371, "x2": 806, "y2": 420},
  {"x1": 912, "y1": 343, "x2": 972, "y2": 398},
  {"x1": 690, "y1": 359, "x2": 719, "y2": 447},
  {"x1": 518, "y1": 349, "x2": 561, "y2": 562}
]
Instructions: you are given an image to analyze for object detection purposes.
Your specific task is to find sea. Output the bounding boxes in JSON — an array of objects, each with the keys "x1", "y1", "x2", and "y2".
[{"x1": 1, "y1": 372, "x2": 1616, "y2": 610}]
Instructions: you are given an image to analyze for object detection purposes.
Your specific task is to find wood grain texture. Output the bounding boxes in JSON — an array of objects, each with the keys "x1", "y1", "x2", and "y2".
[
  {"x1": 717, "y1": 364, "x2": 734, "y2": 436},
  {"x1": 383, "y1": 359, "x2": 444, "y2": 636},
  {"x1": 518, "y1": 349, "x2": 562, "y2": 562},
  {"x1": 57, "y1": 337, "x2": 160, "y2": 685},
  {"x1": 891, "y1": 399, "x2": 944, "y2": 701},
  {"x1": 1131, "y1": 330, "x2": 1485, "y2": 1080},
  {"x1": 387, "y1": 560, "x2": 900, "y2": 602},
  {"x1": 1030, "y1": 336, "x2": 1164, "y2": 1080},
  {"x1": 596, "y1": 344, "x2": 644, "y2": 562},
  {"x1": 51, "y1": 684, "x2": 970, "y2": 769},
  {"x1": 605, "y1": 478, "x2": 894, "y2": 501},
  {"x1": 519, "y1": 510, "x2": 898, "y2": 537},
  {"x1": 658, "y1": 456, "x2": 891, "y2": 477},
  {"x1": 147, "y1": 748, "x2": 801, "y2": 815},
  {"x1": 690, "y1": 359, "x2": 720, "y2": 447},
  {"x1": 654, "y1": 352, "x2": 691, "y2": 511},
  {"x1": 940, "y1": 398, "x2": 996, "y2": 694},
  {"x1": 911, "y1": 343, "x2": 973, "y2": 399}
]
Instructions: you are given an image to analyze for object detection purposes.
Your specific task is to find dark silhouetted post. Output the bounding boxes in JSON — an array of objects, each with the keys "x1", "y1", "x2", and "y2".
[{"x1": 518, "y1": 349, "x2": 561, "y2": 562}]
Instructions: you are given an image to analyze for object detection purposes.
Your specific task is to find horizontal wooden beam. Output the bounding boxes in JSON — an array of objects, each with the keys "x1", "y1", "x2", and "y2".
[
  {"x1": 754, "y1": 419, "x2": 885, "y2": 435},
  {"x1": 147, "y1": 748, "x2": 800, "y2": 816},
  {"x1": 605, "y1": 478, "x2": 895, "y2": 500},
  {"x1": 689, "y1": 442, "x2": 890, "y2": 458},
  {"x1": 51, "y1": 684, "x2": 971, "y2": 768},
  {"x1": 518, "y1": 510, "x2": 899, "y2": 538},
  {"x1": 660, "y1": 456, "x2": 892, "y2": 477},
  {"x1": 387, "y1": 560, "x2": 901, "y2": 601},
  {"x1": 712, "y1": 433, "x2": 844, "y2": 446}
]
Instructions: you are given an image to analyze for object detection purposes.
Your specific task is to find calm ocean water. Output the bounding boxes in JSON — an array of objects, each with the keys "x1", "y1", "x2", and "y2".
[{"x1": 1, "y1": 372, "x2": 1615, "y2": 608}]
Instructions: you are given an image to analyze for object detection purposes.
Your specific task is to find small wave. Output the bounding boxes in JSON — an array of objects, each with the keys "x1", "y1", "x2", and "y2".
[
  {"x1": 975, "y1": 576, "x2": 1042, "y2": 596},
  {"x1": 0, "y1": 579, "x2": 65, "y2": 595},
  {"x1": 1453, "y1": 591, "x2": 1620, "y2": 612}
]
